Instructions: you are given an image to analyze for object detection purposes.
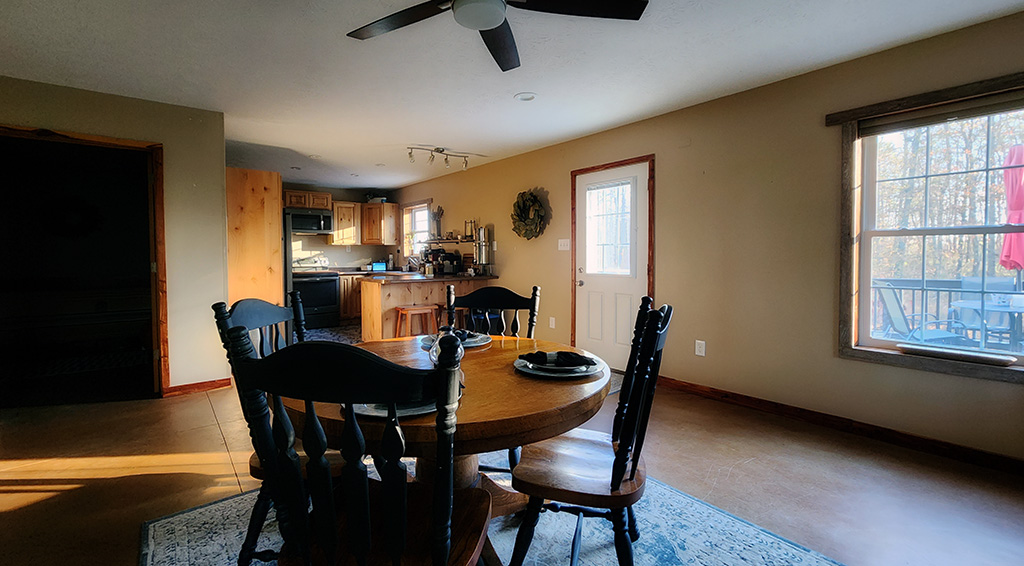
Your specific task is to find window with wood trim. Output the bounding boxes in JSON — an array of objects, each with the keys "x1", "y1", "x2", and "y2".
[
  {"x1": 830, "y1": 72, "x2": 1024, "y2": 382},
  {"x1": 402, "y1": 200, "x2": 431, "y2": 257}
]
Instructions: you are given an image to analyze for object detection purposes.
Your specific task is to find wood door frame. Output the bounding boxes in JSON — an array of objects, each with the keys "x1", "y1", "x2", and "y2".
[
  {"x1": 570, "y1": 154, "x2": 656, "y2": 346},
  {"x1": 0, "y1": 124, "x2": 169, "y2": 395}
]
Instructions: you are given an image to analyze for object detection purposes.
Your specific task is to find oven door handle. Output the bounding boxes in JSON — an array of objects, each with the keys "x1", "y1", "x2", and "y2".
[{"x1": 293, "y1": 276, "x2": 339, "y2": 283}]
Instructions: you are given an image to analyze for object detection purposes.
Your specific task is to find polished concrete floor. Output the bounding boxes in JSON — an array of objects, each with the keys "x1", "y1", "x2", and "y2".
[{"x1": 2, "y1": 383, "x2": 1022, "y2": 566}]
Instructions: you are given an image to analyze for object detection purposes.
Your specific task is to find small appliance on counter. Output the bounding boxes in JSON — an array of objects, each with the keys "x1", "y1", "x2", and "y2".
[{"x1": 474, "y1": 226, "x2": 494, "y2": 276}]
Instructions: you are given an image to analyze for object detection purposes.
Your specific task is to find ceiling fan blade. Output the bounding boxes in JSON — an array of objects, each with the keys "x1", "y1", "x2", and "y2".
[
  {"x1": 507, "y1": 0, "x2": 648, "y2": 20},
  {"x1": 479, "y1": 19, "x2": 520, "y2": 72},
  {"x1": 347, "y1": 1, "x2": 452, "y2": 40}
]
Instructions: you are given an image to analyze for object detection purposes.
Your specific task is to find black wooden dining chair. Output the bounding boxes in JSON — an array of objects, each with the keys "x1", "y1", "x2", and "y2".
[
  {"x1": 213, "y1": 292, "x2": 312, "y2": 565},
  {"x1": 446, "y1": 284, "x2": 540, "y2": 473},
  {"x1": 508, "y1": 300, "x2": 673, "y2": 566},
  {"x1": 223, "y1": 328, "x2": 492, "y2": 566},
  {"x1": 446, "y1": 284, "x2": 540, "y2": 338}
]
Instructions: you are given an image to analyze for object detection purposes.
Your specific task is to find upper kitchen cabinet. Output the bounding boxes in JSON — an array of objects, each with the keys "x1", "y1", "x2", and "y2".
[
  {"x1": 227, "y1": 167, "x2": 283, "y2": 305},
  {"x1": 361, "y1": 202, "x2": 398, "y2": 245},
  {"x1": 326, "y1": 201, "x2": 361, "y2": 245},
  {"x1": 284, "y1": 189, "x2": 332, "y2": 210}
]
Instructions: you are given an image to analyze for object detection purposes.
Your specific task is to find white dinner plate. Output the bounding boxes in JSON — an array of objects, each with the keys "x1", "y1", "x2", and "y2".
[
  {"x1": 513, "y1": 358, "x2": 606, "y2": 379},
  {"x1": 420, "y1": 332, "x2": 492, "y2": 348}
]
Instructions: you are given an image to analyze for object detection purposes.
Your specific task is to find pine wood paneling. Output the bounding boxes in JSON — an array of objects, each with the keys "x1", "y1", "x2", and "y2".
[{"x1": 227, "y1": 167, "x2": 283, "y2": 305}]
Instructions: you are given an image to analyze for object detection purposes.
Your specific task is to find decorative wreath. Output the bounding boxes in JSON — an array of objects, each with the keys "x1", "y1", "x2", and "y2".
[{"x1": 511, "y1": 188, "x2": 547, "y2": 240}]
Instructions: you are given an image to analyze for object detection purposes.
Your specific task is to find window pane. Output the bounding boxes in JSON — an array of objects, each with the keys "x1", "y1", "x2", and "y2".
[
  {"x1": 871, "y1": 235, "x2": 922, "y2": 281},
  {"x1": 926, "y1": 172, "x2": 986, "y2": 227},
  {"x1": 927, "y1": 116, "x2": 988, "y2": 175},
  {"x1": 875, "y1": 178, "x2": 924, "y2": 229},
  {"x1": 989, "y1": 108, "x2": 1024, "y2": 167},
  {"x1": 876, "y1": 128, "x2": 927, "y2": 181},
  {"x1": 924, "y1": 234, "x2": 983, "y2": 286},
  {"x1": 586, "y1": 181, "x2": 632, "y2": 275}
]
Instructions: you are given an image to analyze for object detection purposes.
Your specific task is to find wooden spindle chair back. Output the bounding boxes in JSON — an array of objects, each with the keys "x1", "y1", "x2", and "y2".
[
  {"x1": 225, "y1": 327, "x2": 482, "y2": 566},
  {"x1": 212, "y1": 291, "x2": 306, "y2": 358},
  {"x1": 610, "y1": 304, "x2": 672, "y2": 490},
  {"x1": 211, "y1": 292, "x2": 306, "y2": 565},
  {"x1": 446, "y1": 285, "x2": 540, "y2": 338}
]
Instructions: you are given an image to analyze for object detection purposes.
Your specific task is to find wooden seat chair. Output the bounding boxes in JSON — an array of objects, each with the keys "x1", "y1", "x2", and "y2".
[
  {"x1": 445, "y1": 284, "x2": 540, "y2": 338},
  {"x1": 508, "y1": 298, "x2": 673, "y2": 566},
  {"x1": 223, "y1": 327, "x2": 492, "y2": 566},
  {"x1": 445, "y1": 284, "x2": 540, "y2": 473},
  {"x1": 212, "y1": 292, "x2": 340, "y2": 565}
]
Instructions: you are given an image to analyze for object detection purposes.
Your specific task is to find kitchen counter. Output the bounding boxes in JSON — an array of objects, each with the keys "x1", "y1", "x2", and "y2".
[
  {"x1": 364, "y1": 274, "x2": 498, "y2": 283},
  {"x1": 360, "y1": 275, "x2": 497, "y2": 341}
]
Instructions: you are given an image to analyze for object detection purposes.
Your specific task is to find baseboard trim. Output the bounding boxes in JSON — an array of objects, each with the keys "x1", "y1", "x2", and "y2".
[
  {"x1": 657, "y1": 377, "x2": 1024, "y2": 476},
  {"x1": 162, "y1": 378, "x2": 232, "y2": 398}
]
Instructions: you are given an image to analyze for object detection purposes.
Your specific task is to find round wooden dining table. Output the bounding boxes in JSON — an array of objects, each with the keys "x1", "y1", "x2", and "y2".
[{"x1": 282, "y1": 335, "x2": 610, "y2": 513}]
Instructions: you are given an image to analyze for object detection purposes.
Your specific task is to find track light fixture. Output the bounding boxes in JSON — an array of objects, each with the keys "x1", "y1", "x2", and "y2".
[{"x1": 406, "y1": 147, "x2": 473, "y2": 171}]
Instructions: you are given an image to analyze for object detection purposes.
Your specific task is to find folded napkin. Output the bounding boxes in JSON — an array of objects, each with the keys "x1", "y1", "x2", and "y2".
[{"x1": 518, "y1": 351, "x2": 597, "y2": 368}]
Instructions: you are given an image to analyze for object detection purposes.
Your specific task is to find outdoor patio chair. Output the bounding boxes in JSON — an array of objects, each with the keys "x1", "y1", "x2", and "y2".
[
  {"x1": 875, "y1": 284, "x2": 968, "y2": 346},
  {"x1": 950, "y1": 277, "x2": 1013, "y2": 347}
]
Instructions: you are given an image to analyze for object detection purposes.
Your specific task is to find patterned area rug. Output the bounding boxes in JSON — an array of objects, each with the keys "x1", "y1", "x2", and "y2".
[{"x1": 140, "y1": 453, "x2": 843, "y2": 566}]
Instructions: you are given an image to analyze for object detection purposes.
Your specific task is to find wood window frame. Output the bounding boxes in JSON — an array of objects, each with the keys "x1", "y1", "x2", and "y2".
[{"x1": 828, "y1": 72, "x2": 1024, "y2": 385}]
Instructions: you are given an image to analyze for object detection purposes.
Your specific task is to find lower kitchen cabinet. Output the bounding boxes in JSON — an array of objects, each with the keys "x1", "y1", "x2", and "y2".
[{"x1": 339, "y1": 275, "x2": 362, "y2": 318}]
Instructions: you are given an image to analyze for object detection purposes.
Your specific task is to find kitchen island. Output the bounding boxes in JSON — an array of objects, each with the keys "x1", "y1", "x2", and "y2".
[{"x1": 360, "y1": 274, "x2": 497, "y2": 341}]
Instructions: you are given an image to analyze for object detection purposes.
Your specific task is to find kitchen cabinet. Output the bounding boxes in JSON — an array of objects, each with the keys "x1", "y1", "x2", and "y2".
[
  {"x1": 361, "y1": 202, "x2": 398, "y2": 245},
  {"x1": 339, "y1": 274, "x2": 362, "y2": 318},
  {"x1": 226, "y1": 167, "x2": 283, "y2": 305},
  {"x1": 326, "y1": 201, "x2": 361, "y2": 245},
  {"x1": 284, "y1": 189, "x2": 332, "y2": 210}
]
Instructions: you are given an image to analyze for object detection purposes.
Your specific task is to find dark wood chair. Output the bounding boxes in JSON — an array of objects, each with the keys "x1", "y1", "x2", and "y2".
[
  {"x1": 213, "y1": 293, "x2": 309, "y2": 565},
  {"x1": 445, "y1": 284, "x2": 540, "y2": 473},
  {"x1": 446, "y1": 285, "x2": 540, "y2": 338},
  {"x1": 508, "y1": 299, "x2": 673, "y2": 566},
  {"x1": 223, "y1": 327, "x2": 492, "y2": 566}
]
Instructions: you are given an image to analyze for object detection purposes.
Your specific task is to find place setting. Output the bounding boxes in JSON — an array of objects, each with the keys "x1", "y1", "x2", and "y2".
[
  {"x1": 514, "y1": 349, "x2": 607, "y2": 379},
  {"x1": 419, "y1": 326, "x2": 493, "y2": 349}
]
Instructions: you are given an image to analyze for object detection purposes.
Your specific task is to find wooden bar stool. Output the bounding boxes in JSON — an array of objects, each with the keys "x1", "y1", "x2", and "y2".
[
  {"x1": 437, "y1": 303, "x2": 469, "y2": 329},
  {"x1": 395, "y1": 304, "x2": 439, "y2": 337}
]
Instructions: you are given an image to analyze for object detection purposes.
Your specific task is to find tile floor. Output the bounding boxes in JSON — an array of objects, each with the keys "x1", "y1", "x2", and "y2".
[{"x1": 1, "y1": 383, "x2": 1022, "y2": 566}]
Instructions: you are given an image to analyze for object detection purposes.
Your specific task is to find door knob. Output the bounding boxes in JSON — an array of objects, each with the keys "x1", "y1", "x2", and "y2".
[{"x1": 577, "y1": 280, "x2": 585, "y2": 287}]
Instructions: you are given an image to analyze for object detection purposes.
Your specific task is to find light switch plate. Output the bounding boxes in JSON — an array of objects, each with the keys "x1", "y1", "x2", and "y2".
[
  {"x1": 695, "y1": 340, "x2": 706, "y2": 357},
  {"x1": 549, "y1": 316, "x2": 556, "y2": 328},
  {"x1": 557, "y1": 239, "x2": 570, "y2": 251}
]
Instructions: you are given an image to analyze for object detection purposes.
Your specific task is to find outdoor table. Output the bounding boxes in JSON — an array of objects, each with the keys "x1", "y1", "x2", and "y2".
[{"x1": 950, "y1": 299, "x2": 1024, "y2": 351}]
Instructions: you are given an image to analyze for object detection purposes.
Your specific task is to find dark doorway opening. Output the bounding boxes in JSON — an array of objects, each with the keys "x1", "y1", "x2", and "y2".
[{"x1": 0, "y1": 133, "x2": 158, "y2": 406}]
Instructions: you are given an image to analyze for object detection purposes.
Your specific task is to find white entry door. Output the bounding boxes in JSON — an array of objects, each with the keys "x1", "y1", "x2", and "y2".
[{"x1": 574, "y1": 159, "x2": 652, "y2": 370}]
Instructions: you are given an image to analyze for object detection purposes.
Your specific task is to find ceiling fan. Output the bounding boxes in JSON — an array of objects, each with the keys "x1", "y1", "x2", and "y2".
[{"x1": 347, "y1": 0, "x2": 649, "y2": 72}]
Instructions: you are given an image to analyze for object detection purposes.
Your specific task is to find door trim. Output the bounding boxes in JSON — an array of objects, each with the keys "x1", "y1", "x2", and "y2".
[
  {"x1": 570, "y1": 154, "x2": 656, "y2": 346},
  {"x1": 0, "y1": 124, "x2": 169, "y2": 396}
]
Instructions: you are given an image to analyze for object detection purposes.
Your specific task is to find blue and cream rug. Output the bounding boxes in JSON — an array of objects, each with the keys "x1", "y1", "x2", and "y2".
[{"x1": 140, "y1": 454, "x2": 843, "y2": 566}]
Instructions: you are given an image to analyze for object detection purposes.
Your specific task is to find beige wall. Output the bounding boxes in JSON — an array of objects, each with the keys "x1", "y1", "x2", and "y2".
[
  {"x1": 0, "y1": 76, "x2": 229, "y2": 388},
  {"x1": 397, "y1": 13, "x2": 1024, "y2": 459}
]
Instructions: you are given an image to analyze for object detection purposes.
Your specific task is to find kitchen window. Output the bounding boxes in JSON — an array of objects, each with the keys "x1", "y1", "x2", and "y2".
[
  {"x1": 403, "y1": 199, "x2": 432, "y2": 257},
  {"x1": 829, "y1": 72, "x2": 1024, "y2": 383}
]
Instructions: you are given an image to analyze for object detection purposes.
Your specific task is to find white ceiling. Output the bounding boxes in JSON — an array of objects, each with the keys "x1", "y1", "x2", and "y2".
[{"x1": 3, "y1": 1, "x2": 1022, "y2": 189}]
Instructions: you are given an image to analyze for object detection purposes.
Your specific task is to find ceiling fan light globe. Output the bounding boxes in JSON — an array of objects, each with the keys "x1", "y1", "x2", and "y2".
[{"x1": 452, "y1": 0, "x2": 506, "y2": 31}]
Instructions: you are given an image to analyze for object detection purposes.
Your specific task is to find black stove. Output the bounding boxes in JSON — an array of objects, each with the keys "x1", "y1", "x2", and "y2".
[{"x1": 291, "y1": 271, "x2": 340, "y2": 329}]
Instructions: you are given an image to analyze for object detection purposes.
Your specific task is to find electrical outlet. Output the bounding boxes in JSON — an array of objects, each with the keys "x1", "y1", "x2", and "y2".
[
  {"x1": 549, "y1": 316, "x2": 556, "y2": 329},
  {"x1": 695, "y1": 340, "x2": 706, "y2": 357},
  {"x1": 557, "y1": 239, "x2": 570, "y2": 251}
]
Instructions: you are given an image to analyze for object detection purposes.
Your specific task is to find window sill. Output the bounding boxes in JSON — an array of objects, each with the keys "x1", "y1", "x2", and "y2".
[{"x1": 840, "y1": 344, "x2": 1024, "y2": 385}]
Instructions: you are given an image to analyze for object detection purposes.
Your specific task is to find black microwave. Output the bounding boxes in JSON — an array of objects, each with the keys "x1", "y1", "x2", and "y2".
[{"x1": 285, "y1": 208, "x2": 333, "y2": 235}]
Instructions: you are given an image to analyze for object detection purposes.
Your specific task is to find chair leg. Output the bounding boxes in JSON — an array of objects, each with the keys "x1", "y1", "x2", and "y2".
[
  {"x1": 507, "y1": 446, "x2": 521, "y2": 470},
  {"x1": 610, "y1": 507, "x2": 634, "y2": 566},
  {"x1": 627, "y1": 505, "x2": 639, "y2": 542},
  {"x1": 238, "y1": 484, "x2": 273, "y2": 566},
  {"x1": 509, "y1": 496, "x2": 544, "y2": 566}
]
